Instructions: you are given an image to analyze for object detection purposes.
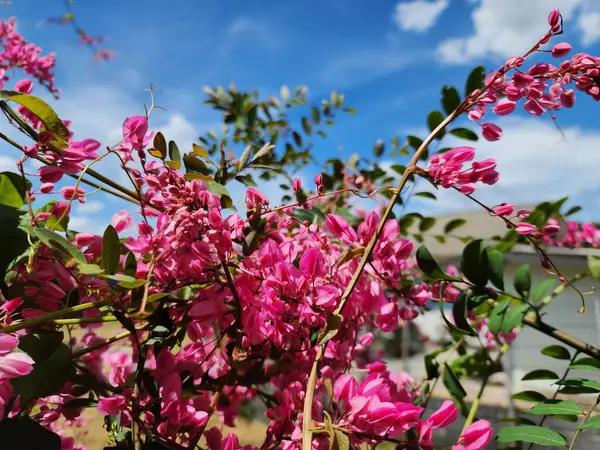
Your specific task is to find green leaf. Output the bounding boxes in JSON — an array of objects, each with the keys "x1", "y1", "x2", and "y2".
[
  {"x1": 293, "y1": 207, "x2": 326, "y2": 224},
  {"x1": 0, "y1": 172, "x2": 30, "y2": 208},
  {"x1": 569, "y1": 357, "x2": 600, "y2": 372},
  {"x1": 2, "y1": 91, "x2": 69, "y2": 145},
  {"x1": 541, "y1": 345, "x2": 570, "y2": 360},
  {"x1": 11, "y1": 350, "x2": 76, "y2": 401},
  {"x1": 500, "y1": 304, "x2": 530, "y2": 334},
  {"x1": 18, "y1": 331, "x2": 64, "y2": 362},
  {"x1": 449, "y1": 127, "x2": 478, "y2": 141},
  {"x1": 488, "y1": 299, "x2": 510, "y2": 335},
  {"x1": 419, "y1": 217, "x2": 436, "y2": 232},
  {"x1": 373, "y1": 141, "x2": 385, "y2": 158},
  {"x1": 522, "y1": 369, "x2": 559, "y2": 381},
  {"x1": 416, "y1": 245, "x2": 461, "y2": 282},
  {"x1": 302, "y1": 117, "x2": 312, "y2": 135},
  {"x1": 461, "y1": 239, "x2": 488, "y2": 287},
  {"x1": 183, "y1": 154, "x2": 211, "y2": 175},
  {"x1": 442, "y1": 363, "x2": 467, "y2": 399},
  {"x1": 528, "y1": 400, "x2": 583, "y2": 416},
  {"x1": 580, "y1": 414, "x2": 600, "y2": 429},
  {"x1": 588, "y1": 255, "x2": 600, "y2": 279},
  {"x1": 330, "y1": 430, "x2": 350, "y2": 450},
  {"x1": 565, "y1": 205, "x2": 582, "y2": 217},
  {"x1": 148, "y1": 132, "x2": 167, "y2": 160},
  {"x1": 168, "y1": 140, "x2": 181, "y2": 164},
  {"x1": 444, "y1": 218, "x2": 466, "y2": 234},
  {"x1": 78, "y1": 263, "x2": 104, "y2": 275},
  {"x1": 206, "y1": 181, "x2": 231, "y2": 198},
  {"x1": 0, "y1": 416, "x2": 62, "y2": 450},
  {"x1": 511, "y1": 390, "x2": 547, "y2": 403},
  {"x1": 556, "y1": 378, "x2": 600, "y2": 392},
  {"x1": 415, "y1": 191, "x2": 436, "y2": 200},
  {"x1": 0, "y1": 206, "x2": 28, "y2": 286},
  {"x1": 441, "y1": 85, "x2": 461, "y2": 115},
  {"x1": 464, "y1": 66, "x2": 486, "y2": 97},
  {"x1": 427, "y1": 111, "x2": 445, "y2": 139},
  {"x1": 238, "y1": 145, "x2": 252, "y2": 170},
  {"x1": 514, "y1": 264, "x2": 532, "y2": 299},
  {"x1": 252, "y1": 143, "x2": 275, "y2": 162},
  {"x1": 531, "y1": 279, "x2": 556, "y2": 303},
  {"x1": 497, "y1": 426, "x2": 566, "y2": 447},
  {"x1": 119, "y1": 279, "x2": 147, "y2": 289},
  {"x1": 34, "y1": 227, "x2": 86, "y2": 265},
  {"x1": 407, "y1": 135, "x2": 423, "y2": 150},
  {"x1": 34, "y1": 201, "x2": 69, "y2": 232},
  {"x1": 486, "y1": 250, "x2": 504, "y2": 290},
  {"x1": 102, "y1": 225, "x2": 120, "y2": 275},
  {"x1": 311, "y1": 106, "x2": 321, "y2": 124},
  {"x1": 292, "y1": 131, "x2": 303, "y2": 147},
  {"x1": 451, "y1": 292, "x2": 477, "y2": 336}
]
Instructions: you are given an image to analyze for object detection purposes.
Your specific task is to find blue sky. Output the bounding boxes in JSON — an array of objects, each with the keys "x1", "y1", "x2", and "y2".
[{"x1": 3, "y1": 0, "x2": 600, "y2": 233}]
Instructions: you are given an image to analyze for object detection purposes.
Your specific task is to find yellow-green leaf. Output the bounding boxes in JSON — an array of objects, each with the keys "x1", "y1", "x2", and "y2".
[{"x1": 2, "y1": 91, "x2": 69, "y2": 145}]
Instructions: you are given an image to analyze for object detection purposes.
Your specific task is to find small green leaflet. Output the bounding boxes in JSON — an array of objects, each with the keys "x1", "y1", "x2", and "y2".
[{"x1": 497, "y1": 426, "x2": 566, "y2": 447}]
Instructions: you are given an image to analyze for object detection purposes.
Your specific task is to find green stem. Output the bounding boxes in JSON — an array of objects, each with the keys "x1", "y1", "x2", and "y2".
[
  {"x1": 70, "y1": 328, "x2": 137, "y2": 359},
  {"x1": 301, "y1": 109, "x2": 461, "y2": 450},
  {"x1": 53, "y1": 315, "x2": 119, "y2": 325},
  {"x1": 461, "y1": 344, "x2": 508, "y2": 432},
  {"x1": 569, "y1": 394, "x2": 600, "y2": 450},
  {"x1": 523, "y1": 316, "x2": 600, "y2": 360},
  {"x1": 0, "y1": 297, "x2": 112, "y2": 334}
]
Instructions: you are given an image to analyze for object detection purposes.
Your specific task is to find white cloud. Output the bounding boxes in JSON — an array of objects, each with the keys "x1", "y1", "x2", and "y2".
[
  {"x1": 436, "y1": 0, "x2": 584, "y2": 65},
  {"x1": 77, "y1": 200, "x2": 105, "y2": 214},
  {"x1": 411, "y1": 117, "x2": 600, "y2": 214},
  {"x1": 578, "y1": 11, "x2": 600, "y2": 45},
  {"x1": 68, "y1": 215, "x2": 106, "y2": 235},
  {"x1": 394, "y1": 0, "x2": 449, "y2": 32},
  {"x1": 0, "y1": 155, "x2": 17, "y2": 172},
  {"x1": 223, "y1": 17, "x2": 281, "y2": 52},
  {"x1": 159, "y1": 114, "x2": 198, "y2": 155},
  {"x1": 321, "y1": 48, "x2": 416, "y2": 88}
]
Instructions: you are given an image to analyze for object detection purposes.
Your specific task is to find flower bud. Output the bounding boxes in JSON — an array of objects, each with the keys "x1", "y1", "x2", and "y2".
[
  {"x1": 560, "y1": 89, "x2": 575, "y2": 108},
  {"x1": 292, "y1": 177, "x2": 301, "y2": 193},
  {"x1": 551, "y1": 42, "x2": 572, "y2": 58},
  {"x1": 481, "y1": 123, "x2": 503, "y2": 141},
  {"x1": 548, "y1": 9, "x2": 560, "y2": 27}
]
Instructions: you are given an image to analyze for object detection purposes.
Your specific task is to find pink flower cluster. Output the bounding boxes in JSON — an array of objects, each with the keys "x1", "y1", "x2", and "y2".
[
  {"x1": 425, "y1": 146, "x2": 499, "y2": 194},
  {"x1": 0, "y1": 18, "x2": 58, "y2": 96}
]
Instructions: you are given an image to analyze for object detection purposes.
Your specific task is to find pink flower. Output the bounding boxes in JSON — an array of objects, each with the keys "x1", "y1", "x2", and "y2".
[
  {"x1": 314, "y1": 173, "x2": 324, "y2": 194},
  {"x1": 292, "y1": 178, "x2": 302, "y2": 193},
  {"x1": 548, "y1": 9, "x2": 560, "y2": 27},
  {"x1": 515, "y1": 222, "x2": 538, "y2": 236},
  {"x1": 0, "y1": 334, "x2": 18, "y2": 356},
  {"x1": 551, "y1": 42, "x2": 571, "y2": 58},
  {"x1": 492, "y1": 203, "x2": 514, "y2": 216},
  {"x1": 454, "y1": 420, "x2": 492, "y2": 450},
  {"x1": 112, "y1": 210, "x2": 134, "y2": 232},
  {"x1": 14, "y1": 79, "x2": 33, "y2": 94},
  {"x1": 245, "y1": 188, "x2": 269, "y2": 211},
  {"x1": 492, "y1": 98, "x2": 516, "y2": 116},
  {"x1": 98, "y1": 395, "x2": 128, "y2": 416},
  {"x1": 334, "y1": 374, "x2": 358, "y2": 407},
  {"x1": 40, "y1": 182, "x2": 54, "y2": 194},
  {"x1": 543, "y1": 223, "x2": 561, "y2": 236},
  {"x1": 122, "y1": 116, "x2": 152, "y2": 151},
  {"x1": 299, "y1": 248, "x2": 325, "y2": 279},
  {"x1": 524, "y1": 99, "x2": 545, "y2": 116},
  {"x1": 481, "y1": 123, "x2": 502, "y2": 141},
  {"x1": 0, "y1": 352, "x2": 34, "y2": 380},
  {"x1": 0, "y1": 381, "x2": 12, "y2": 421},
  {"x1": 428, "y1": 400, "x2": 458, "y2": 429},
  {"x1": 561, "y1": 89, "x2": 575, "y2": 108},
  {"x1": 326, "y1": 214, "x2": 358, "y2": 244}
]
